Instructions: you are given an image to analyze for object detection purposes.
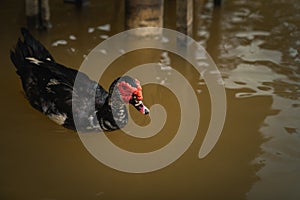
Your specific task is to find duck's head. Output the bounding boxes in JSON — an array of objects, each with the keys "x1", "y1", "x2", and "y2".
[{"x1": 109, "y1": 76, "x2": 150, "y2": 115}]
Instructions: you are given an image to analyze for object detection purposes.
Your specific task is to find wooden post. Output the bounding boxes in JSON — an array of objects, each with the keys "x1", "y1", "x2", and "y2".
[
  {"x1": 125, "y1": 0, "x2": 164, "y2": 36},
  {"x1": 39, "y1": 0, "x2": 52, "y2": 29},
  {"x1": 176, "y1": 0, "x2": 193, "y2": 36},
  {"x1": 64, "y1": 0, "x2": 89, "y2": 7},
  {"x1": 25, "y1": 0, "x2": 39, "y2": 29},
  {"x1": 25, "y1": 0, "x2": 52, "y2": 30},
  {"x1": 214, "y1": 0, "x2": 222, "y2": 7}
]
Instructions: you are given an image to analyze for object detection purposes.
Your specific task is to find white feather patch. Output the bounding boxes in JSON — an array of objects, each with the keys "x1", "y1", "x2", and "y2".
[
  {"x1": 26, "y1": 57, "x2": 43, "y2": 65},
  {"x1": 48, "y1": 113, "x2": 67, "y2": 125},
  {"x1": 47, "y1": 78, "x2": 60, "y2": 86}
]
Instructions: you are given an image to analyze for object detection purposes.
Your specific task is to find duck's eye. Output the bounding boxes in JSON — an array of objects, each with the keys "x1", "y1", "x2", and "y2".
[{"x1": 132, "y1": 94, "x2": 142, "y2": 102}]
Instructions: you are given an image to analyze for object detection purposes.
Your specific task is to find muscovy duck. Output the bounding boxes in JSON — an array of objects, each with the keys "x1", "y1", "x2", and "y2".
[{"x1": 10, "y1": 28, "x2": 149, "y2": 132}]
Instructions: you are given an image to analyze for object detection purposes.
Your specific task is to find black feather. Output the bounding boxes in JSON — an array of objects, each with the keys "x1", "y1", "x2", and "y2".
[
  {"x1": 20, "y1": 27, "x2": 54, "y2": 61},
  {"x1": 10, "y1": 28, "x2": 145, "y2": 132},
  {"x1": 10, "y1": 28, "x2": 54, "y2": 74}
]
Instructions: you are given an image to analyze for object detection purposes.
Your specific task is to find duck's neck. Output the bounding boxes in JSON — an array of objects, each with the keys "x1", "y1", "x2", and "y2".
[
  {"x1": 97, "y1": 91, "x2": 128, "y2": 131},
  {"x1": 109, "y1": 93, "x2": 129, "y2": 128}
]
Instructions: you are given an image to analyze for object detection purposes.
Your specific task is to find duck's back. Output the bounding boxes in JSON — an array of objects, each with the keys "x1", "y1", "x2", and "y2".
[{"x1": 10, "y1": 28, "x2": 108, "y2": 130}]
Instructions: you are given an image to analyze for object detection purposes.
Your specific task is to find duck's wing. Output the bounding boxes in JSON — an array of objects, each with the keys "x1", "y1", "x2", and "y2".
[{"x1": 16, "y1": 59, "x2": 108, "y2": 130}]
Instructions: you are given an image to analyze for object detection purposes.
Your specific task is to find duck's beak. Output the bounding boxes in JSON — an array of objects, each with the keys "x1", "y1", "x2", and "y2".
[{"x1": 133, "y1": 100, "x2": 150, "y2": 115}]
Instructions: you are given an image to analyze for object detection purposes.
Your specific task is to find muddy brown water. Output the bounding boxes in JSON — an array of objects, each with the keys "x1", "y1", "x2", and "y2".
[{"x1": 1, "y1": 0, "x2": 300, "y2": 199}]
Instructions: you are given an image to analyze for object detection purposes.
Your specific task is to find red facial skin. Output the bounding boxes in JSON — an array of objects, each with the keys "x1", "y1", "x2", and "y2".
[{"x1": 117, "y1": 79, "x2": 143, "y2": 103}]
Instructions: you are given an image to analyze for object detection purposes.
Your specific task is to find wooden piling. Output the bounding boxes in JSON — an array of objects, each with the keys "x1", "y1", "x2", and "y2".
[
  {"x1": 125, "y1": 0, "x2": 164, "y2": 36},
  {"x1": 25, "y1": 0, "x2": 52, "y2": 30},
  {"x1": 214, "y1": 0, "x2": 222, "y2": 7},
  {"x1": 176, "y1": 0, "x2": 193, "y2": 36},
  {"x1": 40, "y1": 0, "x2": 51, "y2": 24},
  {"x1": 25, "y1": 0, "x2": 39, "y2": 29}
]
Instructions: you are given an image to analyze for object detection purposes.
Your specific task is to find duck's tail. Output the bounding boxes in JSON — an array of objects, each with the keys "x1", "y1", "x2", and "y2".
[{"x1": 10, "y1": 28, "x2": 55, "y2": 74}]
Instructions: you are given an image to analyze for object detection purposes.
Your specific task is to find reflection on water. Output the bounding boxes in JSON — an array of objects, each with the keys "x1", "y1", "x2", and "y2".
[
  {"x1": 205, "y1": 0, "x2": 300, "y2": 199},
  {"x1": 0, "y1": 0, "x2": 300, "y2": 199},
  {"x1": 224, "y1": 64, "x2": 285, "y2": 98}
]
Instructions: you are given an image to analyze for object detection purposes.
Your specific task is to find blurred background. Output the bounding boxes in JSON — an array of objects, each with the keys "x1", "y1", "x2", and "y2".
[{"x1": 0, "y1": 0, "x2": 300, "y2": 199}]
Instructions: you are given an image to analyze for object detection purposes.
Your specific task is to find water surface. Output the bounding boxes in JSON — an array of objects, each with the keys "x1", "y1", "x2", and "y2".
[{"x1": 0, "y1": 0, "x2": 299, "y2": 199}]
